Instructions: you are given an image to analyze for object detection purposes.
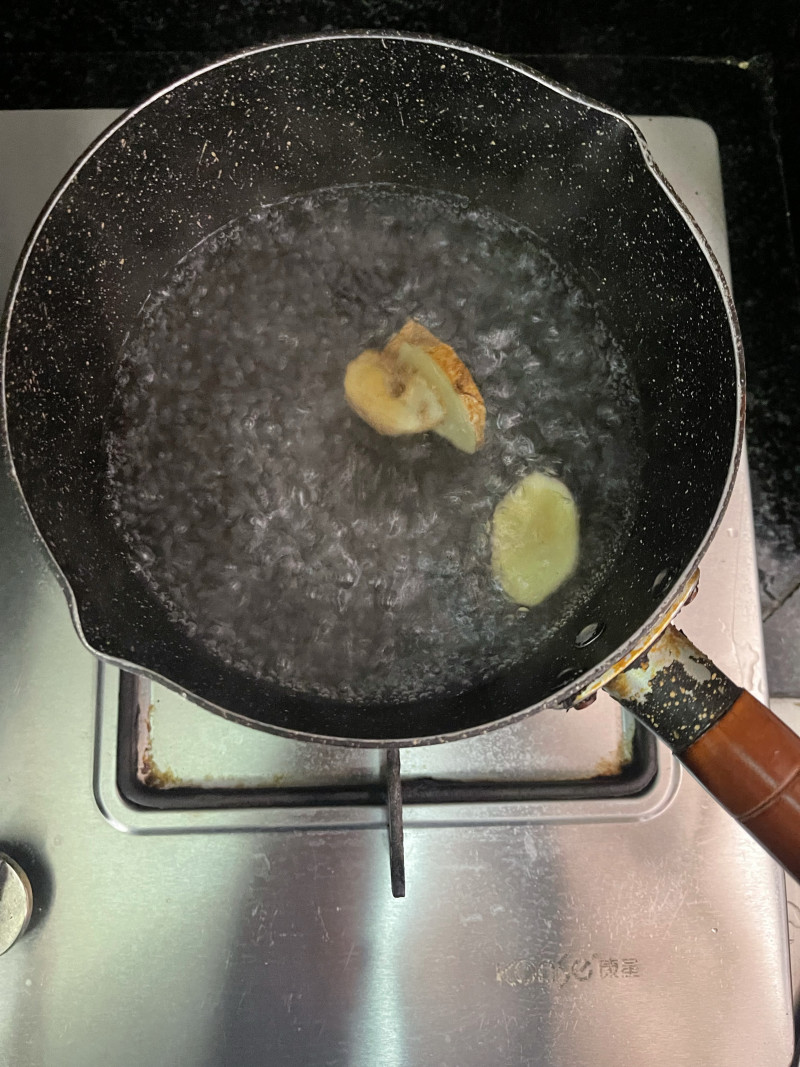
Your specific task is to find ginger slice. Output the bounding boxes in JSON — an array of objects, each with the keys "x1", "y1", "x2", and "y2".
[
  {"x1": 385, "y1": 320, "x2": 486, "y2": 454},
  {"x1": 491, "y1": 472, "x2": 579, "y2": 607},
  {"x1": 344, "y1": 347, "x2": 445, "y2": 437},
  {"x1": 344, "y1": 319, "x2": 486, "y2": 454}
]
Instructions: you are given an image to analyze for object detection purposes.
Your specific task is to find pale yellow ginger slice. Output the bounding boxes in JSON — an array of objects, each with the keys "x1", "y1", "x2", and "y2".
[
  {"x1": 344, "y1": 347, "x2": 445, "y2": 436},
  {"x1": 344, "y1": 319, "x2": 486, "y2": 453},
  {"x1": 491, "y1": 472, "x2": 579, "y2": 607}
]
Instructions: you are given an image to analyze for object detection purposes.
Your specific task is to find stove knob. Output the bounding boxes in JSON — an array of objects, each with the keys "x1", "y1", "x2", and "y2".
[{"x1": 0, "y1": 853, "x2": 33, "y2": 955}]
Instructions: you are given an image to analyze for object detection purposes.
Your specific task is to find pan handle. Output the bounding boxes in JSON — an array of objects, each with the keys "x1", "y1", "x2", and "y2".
[{"x1": 605, "y1": 625, "x2": 800, "y2": 881}]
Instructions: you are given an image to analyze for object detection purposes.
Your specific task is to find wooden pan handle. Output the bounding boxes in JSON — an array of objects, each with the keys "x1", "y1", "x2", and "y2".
[
  {"x1": 604, "y1": 625, "x2": 800, "y2": 879},
  {"x1": 680, "y1": 691, "x2": 800, "y2": 879}
]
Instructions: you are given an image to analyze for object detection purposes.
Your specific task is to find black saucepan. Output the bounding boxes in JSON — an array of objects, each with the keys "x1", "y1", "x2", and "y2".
[{"x1": 3, "y1": 33, "x2": 799, "y2": 876}]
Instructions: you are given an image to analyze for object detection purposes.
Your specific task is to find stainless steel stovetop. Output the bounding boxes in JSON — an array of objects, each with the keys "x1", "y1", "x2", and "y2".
[{"x1": 0, "y1": 111, "x2": 793, "y2": 1066}]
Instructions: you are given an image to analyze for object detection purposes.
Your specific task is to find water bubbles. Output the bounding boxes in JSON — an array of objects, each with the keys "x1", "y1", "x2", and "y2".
[
  {"x1": 108, "y1": 184, "x2": 643, "y2": 704},
  {"x1": 496, "y1": 411, "x2": 523, "y2": 432}
]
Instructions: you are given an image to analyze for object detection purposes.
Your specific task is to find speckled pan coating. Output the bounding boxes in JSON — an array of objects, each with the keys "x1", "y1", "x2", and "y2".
[{"x1": 0, "y1": 32, "x2": 743, "y2": 744}]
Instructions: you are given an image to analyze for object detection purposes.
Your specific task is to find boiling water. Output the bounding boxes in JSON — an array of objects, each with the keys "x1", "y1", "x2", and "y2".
[{"x1": 108, "y1": 185, "x2": 642, "y2": 704}]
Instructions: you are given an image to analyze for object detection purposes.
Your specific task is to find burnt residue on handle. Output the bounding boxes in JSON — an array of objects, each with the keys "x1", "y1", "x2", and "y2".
[{"x1": 604, "y1": 625, "x2": 742, "y2": 752}]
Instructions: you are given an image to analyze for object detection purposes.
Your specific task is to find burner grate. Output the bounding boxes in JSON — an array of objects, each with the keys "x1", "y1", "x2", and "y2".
[{"x1": 116, "y1": 670, "x2": 658, "y2": 894}]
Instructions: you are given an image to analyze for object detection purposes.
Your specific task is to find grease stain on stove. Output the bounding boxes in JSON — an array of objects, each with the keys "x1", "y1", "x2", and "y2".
[
  {"x1": 138, "y1": 705, "x2": 183, "y2": 788},
  {"x1": 593, "y1": 736, "x2": 631, "y2": 777},
  {"x1": 137, "y1": 697, "x2": 290, "y2": 790}
]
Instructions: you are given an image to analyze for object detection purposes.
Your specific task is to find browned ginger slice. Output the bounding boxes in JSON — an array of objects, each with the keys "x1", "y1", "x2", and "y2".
[{"x1": 344, "y1": 319, "x2": 486, "y2": 453}]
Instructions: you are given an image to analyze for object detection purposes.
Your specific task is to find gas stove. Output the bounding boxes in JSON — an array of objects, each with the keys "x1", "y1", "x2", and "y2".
[{"x1": 0, "y1": 110, "x2": 793, "y2": 1066}]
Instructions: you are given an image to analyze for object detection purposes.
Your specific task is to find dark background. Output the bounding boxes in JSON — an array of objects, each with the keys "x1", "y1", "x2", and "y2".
[
  {"x1": 1, "y1": 0, "x2": 797, "y2": 235},
  {"x1": 2, "y1": 0, "x2": 797, "y2": 254},
  {"x1": 2, "y1": 0, "x2": 799, "y2": 684}
]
